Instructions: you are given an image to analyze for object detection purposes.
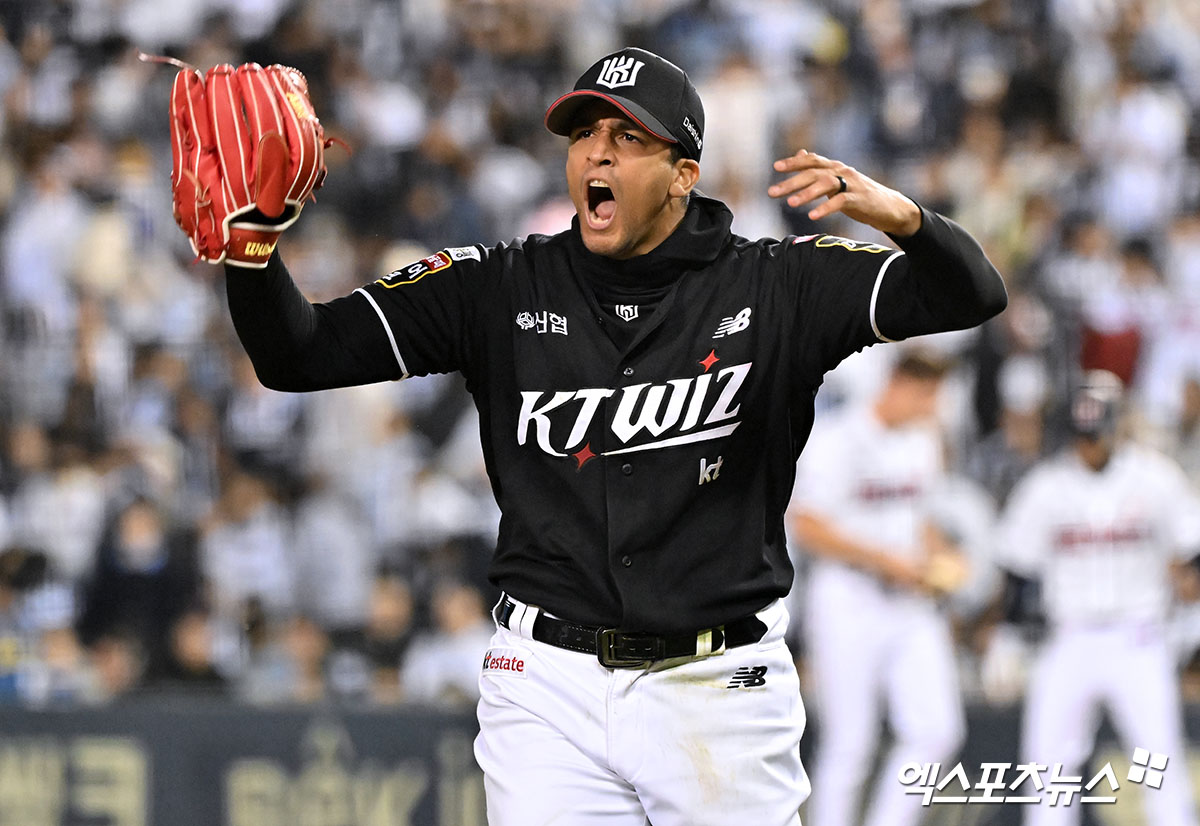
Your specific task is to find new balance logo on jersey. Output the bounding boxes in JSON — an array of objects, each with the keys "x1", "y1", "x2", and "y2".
[
  {"x1": 713, "y1": 308, "x2": 751, "y2": 338},
  {"x1": 596, "y1": 56, "x2": 645, "y2": 89},
  {"x1": 727, "y1": 666, "x2": 768, "y2": 688},
  {"x1": 616, "y1": 304, "x2": 639, "y2": 322},
  {"x1": 517, "y1": 361, "x2": 752, "y2": 460}
]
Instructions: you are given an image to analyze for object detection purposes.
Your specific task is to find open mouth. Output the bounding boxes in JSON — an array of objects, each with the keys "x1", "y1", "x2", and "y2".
[{"x1": 585, "y1": 180, "x2": 616, "y2": 230}]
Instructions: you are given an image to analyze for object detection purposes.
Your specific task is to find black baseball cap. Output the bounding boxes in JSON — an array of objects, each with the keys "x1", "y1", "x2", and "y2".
[{"x1": 545, "y1": 47, "x2": 705, "y2": 161}]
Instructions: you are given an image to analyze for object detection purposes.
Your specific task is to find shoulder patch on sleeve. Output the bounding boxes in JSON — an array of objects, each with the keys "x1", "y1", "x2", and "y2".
[
  {"x1": 446, "y1": 245, "x2": 482, "y2": 262},
  {"x1": 376, "y1": 251, "x2": 454, "y2": 288},
  {"x1": 806, "y1": 235, "x2": 893, "y2": 254}
]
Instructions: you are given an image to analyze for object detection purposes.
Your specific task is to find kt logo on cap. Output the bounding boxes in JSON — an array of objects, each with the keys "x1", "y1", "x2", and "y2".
[{"x1": 596, "y1": 56, "x2": 645, "y2": 90}]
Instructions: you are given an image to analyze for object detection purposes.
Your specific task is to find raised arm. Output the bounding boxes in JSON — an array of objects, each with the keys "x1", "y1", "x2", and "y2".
[
  {"x1": 163, "y1": 59, "x2": 401, "y2": 392},
  {"x1": 225, "y1": 254, "x2": 398, "y2": 392},
  {"x1": 770, "y1": 149, "x2": 1007, "y2": 337}
]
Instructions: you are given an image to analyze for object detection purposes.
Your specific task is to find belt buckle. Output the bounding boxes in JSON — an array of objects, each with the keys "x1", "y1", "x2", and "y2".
[{"x1": 596, "y1": 629, "x2": 664, "y2": 669}]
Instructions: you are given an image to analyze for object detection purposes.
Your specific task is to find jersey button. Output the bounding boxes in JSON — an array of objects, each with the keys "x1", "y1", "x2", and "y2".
[
  {"x1": 621, "y1": 463, "x2": 633, "y2": 475},
  {"x1": 621, "y1": 555, "x2": 632, "y2": 567},
  {"x1": 622, "y1": 367, "x2": 634, "y2": 377}
]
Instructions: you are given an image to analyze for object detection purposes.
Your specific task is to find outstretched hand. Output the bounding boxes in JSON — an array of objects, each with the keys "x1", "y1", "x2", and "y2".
[{"x1": 769, "y1": 149, "x2": 922, "y2": 238}]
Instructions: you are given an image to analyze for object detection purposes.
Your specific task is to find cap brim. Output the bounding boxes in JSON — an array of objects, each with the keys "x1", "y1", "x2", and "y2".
[{"x1": 544, "y1": 90, "x2": 677, "y2": 146}]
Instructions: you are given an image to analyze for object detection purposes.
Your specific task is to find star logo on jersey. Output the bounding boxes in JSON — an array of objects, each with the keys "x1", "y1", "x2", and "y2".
[
  {"x1": 572, "y1": 442, "x2": 597, "y2": 471},
  {"x1": 726, "y1": 665, "x2": 767, "y2": 688},
  {"x1": 713, "y1": 308, "x2": 751, "y2": 339}
]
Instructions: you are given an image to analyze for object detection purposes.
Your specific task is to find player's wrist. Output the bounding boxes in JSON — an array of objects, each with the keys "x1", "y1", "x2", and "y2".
[
  {"x1": 882, "y1": 197, "x2": 923, "y2": 238},
  {"x1": 226, "y1": 226, "x2": 283, "y2": 268}
]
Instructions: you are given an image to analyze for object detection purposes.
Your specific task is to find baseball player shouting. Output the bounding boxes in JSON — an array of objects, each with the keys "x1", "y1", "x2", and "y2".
[
  {"x1": 165, "y1": 48, "x2": 1006, "y2": 825},
  {"x1": 994, "y1": 370, "x2": 1200, "y2": 826},
  {"x1": 790, "y1": 350, "x2": 968, "y2": 826}
]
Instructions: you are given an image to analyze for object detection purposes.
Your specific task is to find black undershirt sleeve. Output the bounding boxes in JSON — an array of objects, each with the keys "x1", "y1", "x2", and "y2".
[
  {"x1": 876, "y1": 206, "x2": 1008, "y2": 340},
  {"x1": 224, "y1": 253, "x2": 401, "y2": 392}
]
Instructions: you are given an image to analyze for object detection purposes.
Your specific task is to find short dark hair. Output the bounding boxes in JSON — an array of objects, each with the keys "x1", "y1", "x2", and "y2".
[{"x1": 892, "y1": 349, "x2": 953, "y2": 381}]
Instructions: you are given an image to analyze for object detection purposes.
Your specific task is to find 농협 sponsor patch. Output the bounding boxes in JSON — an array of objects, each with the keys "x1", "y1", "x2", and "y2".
[
  {"x1": 482, "y1": 647, "x2": 528, "y2": 678},
  {"x1": 376, "y1": 251, "x2": 453, "y2": 288}
]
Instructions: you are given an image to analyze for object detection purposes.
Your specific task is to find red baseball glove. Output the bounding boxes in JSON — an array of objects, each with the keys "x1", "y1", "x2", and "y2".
[{"x1": 167, "y1": 61, "x2": 328, "y2": 268}]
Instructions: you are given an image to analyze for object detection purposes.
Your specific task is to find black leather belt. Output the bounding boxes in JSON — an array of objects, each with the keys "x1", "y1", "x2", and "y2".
[{"x1": 495, "y1": 594, "x2": 768, "y2": 669}]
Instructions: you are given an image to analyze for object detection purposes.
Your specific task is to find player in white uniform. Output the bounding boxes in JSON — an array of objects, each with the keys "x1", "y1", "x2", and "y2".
[
  {"x1": 995, "y1": 370, "x2": 1200, "y2": 826},
  {"x1": 790, "y1": 350, "x2": 968, "y2": 826}
]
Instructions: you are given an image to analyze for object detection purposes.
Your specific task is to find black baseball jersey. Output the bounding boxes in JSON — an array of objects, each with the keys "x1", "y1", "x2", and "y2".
[{"x1": 226, "y1": 195, "x2": 1006, "y2": 633}]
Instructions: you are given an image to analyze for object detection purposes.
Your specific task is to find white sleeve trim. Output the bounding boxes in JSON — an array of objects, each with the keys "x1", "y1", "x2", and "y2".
[
  {"x1": 354, "y1": 287, "x2": 411, "y2": 379},
  {"x1": 869, "y1": 251, "x2": 905, "y2": 343}
]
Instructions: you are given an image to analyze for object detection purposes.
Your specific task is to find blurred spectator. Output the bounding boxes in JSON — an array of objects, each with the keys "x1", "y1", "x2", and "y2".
[
  {"x1": 1081, "y1": 55, "x2": 1190, "y2": 238},
  {"x1": 20, "y1": 582, "x2": 92, "y2": 707},
  {"x1": 356, "y1": 408, "x2": 433, "y2": 564},
  {"x1": 0, "y1": 546, "x2": 46, "y2": 703},
  {"x1": 401, "y1": 579, "x2": 493, "y2": 707},
  {"x1": 199, "y1": 469, "x2": 294, "y2": 628},
  {"x1": 6, "y1": 421, "x2": 107, "y2": 584},
  {"x1": 149, "y1": 604, "x2": 227, "y2": 695},
  {"x1": 281, "y1": 613, "x2": 330, "y2": 704},
  {"x1": 237, "y1": 605, "x2": 331, "y2": 706},
  {"x1": 85, "y1": 629, "x2": 146, "y2": 704},
  {"x1": 360, "y1": 568, "x2": 416, "y2": 705},
  {"x1": 76, "y1": 495, "x2": 201, "y2": 678},
  {"x1": 170, "y1": 384, "x2": 222, "y2": 522},
  {"x1": 1079, "y1": 236, "x2": 1168, "y2": 388},
  {"x1": 123, "y1": 342, "x2": 188, "y2": 436},
  {"x1": 965, "y1": 354, "x2": 1052, "y2": 507},
  {"x1": 291, "y1": 472, "x2": 373, "y2": 634},
  {"x1": 221, "y1": 351, "x2": 305, "y2": 493}
]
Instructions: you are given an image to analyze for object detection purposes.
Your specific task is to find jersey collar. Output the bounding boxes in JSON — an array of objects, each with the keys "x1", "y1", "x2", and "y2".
[{"x1": 567, "y1": 194, "x2": 734, "y2": 289}]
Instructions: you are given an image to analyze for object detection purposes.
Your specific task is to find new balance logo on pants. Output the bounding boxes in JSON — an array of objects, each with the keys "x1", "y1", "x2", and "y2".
[{"x1": 726, "y1": 666, "x2": 768, "y2": 688}]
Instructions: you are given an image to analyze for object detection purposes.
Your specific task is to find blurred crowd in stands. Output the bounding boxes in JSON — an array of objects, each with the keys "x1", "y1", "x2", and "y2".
[{"x1": 0, "y1": 0, "x2": 1198, "y2": 709}]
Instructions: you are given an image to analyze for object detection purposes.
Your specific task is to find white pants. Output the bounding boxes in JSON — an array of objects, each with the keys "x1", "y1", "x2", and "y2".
[
  {"x1": 1022, "y1": 623, "x2": 1198, "y2": 826},
  {"x1": 474, "y1": 597, "x2": 809, "y2": 826},
  {"x1": 805, "y1": 570, "x2": 965, "y2": 826}
]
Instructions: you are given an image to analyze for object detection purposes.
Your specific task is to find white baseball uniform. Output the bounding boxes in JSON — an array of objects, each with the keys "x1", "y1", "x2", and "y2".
[
  {"x1": 996, "y1": 442, "x2": 1200, "y2": 826},
  {"x1": 792, "y1": 401, "x2": 965, "y2": 826}
]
